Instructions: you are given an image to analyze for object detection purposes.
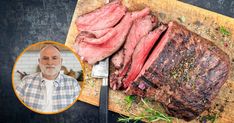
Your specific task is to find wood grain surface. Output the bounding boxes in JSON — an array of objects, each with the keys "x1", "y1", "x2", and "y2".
[{"x1": 65, "y1": 0, "x2": 234, "y2": 122}]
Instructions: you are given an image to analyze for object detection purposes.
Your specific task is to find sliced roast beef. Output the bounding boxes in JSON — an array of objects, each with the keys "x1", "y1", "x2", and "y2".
[
  {"x1": 126, "y1": 21, "x2": 230, "y2": 121},
  {"x1": 111, "y1": 15, "x2": 158, "y2": 69},
  {"x1": 110, "y1": 15, "x2": 158, "y2": 90},
  {"x1": 74, "y1": 8, "x2": 150, "y2": 64},
  {"x1": 122, "y1": 24, "x2": 167, "y2": 89},
  {"x1": 75, "y1": 0, "x2": 126, "y2": 31},
  {"x1": 122, "y1": 15, "x2": 157, "y2": 70}
]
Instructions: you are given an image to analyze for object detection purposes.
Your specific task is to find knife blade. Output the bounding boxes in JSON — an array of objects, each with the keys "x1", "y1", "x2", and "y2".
[
  {"x1": 91, "y1": 0, "x2": 110, "y2": 122},
  {"x1": 91, "y1": 57, "x2": 109, "y2": 123}
]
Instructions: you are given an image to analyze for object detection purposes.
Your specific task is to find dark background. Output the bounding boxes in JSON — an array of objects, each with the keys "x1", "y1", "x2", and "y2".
[{"x1": 0, "y1": 0, "x2": 233, "y2": 123}]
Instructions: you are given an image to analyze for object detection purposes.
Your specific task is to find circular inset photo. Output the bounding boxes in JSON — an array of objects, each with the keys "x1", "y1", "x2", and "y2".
[{"x1": 12, "y1": 41, "x2": 84, "y2": 114}]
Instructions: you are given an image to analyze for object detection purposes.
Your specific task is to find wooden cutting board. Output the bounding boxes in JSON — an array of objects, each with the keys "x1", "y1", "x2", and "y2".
[{"x1": 65, "y1": 0, "x2": 234, "y2": 122}]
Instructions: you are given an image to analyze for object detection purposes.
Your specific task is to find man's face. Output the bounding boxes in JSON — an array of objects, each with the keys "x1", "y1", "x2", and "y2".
[{"x1": 38, "y1": 46, "x2": 62, "y2": 77}]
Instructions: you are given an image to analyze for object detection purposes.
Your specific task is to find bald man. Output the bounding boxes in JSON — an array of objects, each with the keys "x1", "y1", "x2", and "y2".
[{"x1": 16, "y1": 44, "x2": 81, "y2": 113}]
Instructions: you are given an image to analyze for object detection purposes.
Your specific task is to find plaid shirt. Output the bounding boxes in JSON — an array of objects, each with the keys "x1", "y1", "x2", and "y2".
[{"x1": 16, "y1": 72, "x2": 80, "y2": 112}]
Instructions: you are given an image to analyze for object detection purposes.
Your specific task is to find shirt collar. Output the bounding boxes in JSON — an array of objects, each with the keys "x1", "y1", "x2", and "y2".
[{"x1": 40, "y1": 72, "x2": 62, "y2": 87}]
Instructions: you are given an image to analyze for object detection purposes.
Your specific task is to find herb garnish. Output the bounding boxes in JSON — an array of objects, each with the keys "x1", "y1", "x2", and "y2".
[
  {"x1": 219, "y1": 26, "x2": 231, "y2": 36},
  {"x1": 124, "y1": 95, "x2": 136, "y2": 109},
  {"x1": 118, "y1": 98, "x2": 173, "y2": 123}
]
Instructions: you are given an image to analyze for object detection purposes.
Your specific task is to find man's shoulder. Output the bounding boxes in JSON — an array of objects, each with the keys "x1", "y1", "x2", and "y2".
[
  {"x1": 22, "y1": 72, "x2": 40, "y2": 81},
  {"x1": 19, "y1": 72, "x2": 41, "y2": 87},
  {"x1": 60, "y1": 73, "x2": 78, "y2": 83}
]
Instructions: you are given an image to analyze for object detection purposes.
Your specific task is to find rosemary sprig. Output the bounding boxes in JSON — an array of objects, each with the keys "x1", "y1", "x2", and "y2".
[
  {"x1": 118, "y1": 98, "x2": 173, "y2": 123},
  {"x1": 141, "y1": 98, "x2": 173, "y2": 122},
  {"x1": 117, "y1": 115, "x2": 142, "y2": 123},
  {"x1": 124, "y1": 95, "x2": 136, "y2": 109}
]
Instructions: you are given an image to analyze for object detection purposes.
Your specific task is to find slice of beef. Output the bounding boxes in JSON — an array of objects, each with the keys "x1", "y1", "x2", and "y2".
[
  {"x1": 79, "y1": 29, "x2": 117, "y2": 45},
  {"x1": 75, "y1": 0, "x2": 126, "y2": 31},
  {"x1": 110, "y1": 15, "x2": 158, "y2": 90},
  {"x1": 122, "y1": 24, "x2": 167, "y2": 89},
  {"x1": 126, "y1": 21, "x2": 230, "y2": 121},
  {"x1": 83, "y1": 28, "x2": 113, "y2": 38},
  {"x1": 74, "y1": 8, "x2": 150, "y2": 65},
  {"x1": 111, "y1": 49, "x2": 124, "y2": 69},
  {"x1": 122, "y1": 15, "x2": 157, "y2": 70}
]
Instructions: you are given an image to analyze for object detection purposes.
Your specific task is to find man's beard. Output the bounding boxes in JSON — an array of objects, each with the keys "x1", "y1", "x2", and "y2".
[{"x1": 39, "y1": 64, "x2": 61, "y2": 76}]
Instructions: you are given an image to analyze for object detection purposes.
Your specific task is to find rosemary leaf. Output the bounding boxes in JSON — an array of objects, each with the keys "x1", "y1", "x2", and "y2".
[
  {"x1": 124, "y1": 95, "x2": 136, "y2": 109},
  {"x1": 219, "y1": 26, "x2": 231, "y2": 36}
]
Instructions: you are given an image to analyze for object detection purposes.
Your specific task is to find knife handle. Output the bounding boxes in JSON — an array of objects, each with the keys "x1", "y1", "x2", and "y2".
[{"x1": 99, "y1": 78, "x2": 109, "y2": 123}]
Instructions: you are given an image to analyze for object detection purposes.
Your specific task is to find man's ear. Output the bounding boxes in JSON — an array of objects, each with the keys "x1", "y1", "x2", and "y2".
[
  {"x1": 38, "y1": 58, "x2": 40, "y2": 63},
  {"x1": 61, "y1": 58, "x2": 63, "y2": 63}
]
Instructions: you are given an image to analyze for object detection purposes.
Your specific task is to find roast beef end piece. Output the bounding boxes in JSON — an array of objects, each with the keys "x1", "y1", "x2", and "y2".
[{"x1": 127, "y1": 21, "x2": 230, "y2": 121}]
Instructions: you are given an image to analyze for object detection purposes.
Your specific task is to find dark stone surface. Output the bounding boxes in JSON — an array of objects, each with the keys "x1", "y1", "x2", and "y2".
[
  {"x1": 0, "y1": 0, "x2": 233, "y2": 123},
  {"x1": 179, "y1": 0, "x2": 234, "y2": 18}
]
